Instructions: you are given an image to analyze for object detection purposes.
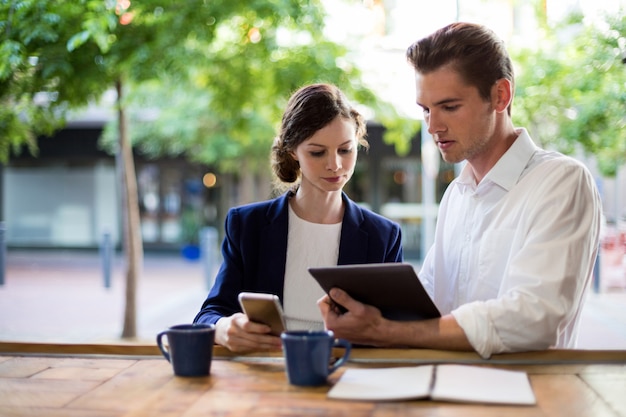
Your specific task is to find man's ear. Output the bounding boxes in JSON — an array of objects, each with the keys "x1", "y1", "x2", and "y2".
[{"x1": 492, "y1": 78, "x2": 513, "y2": 113}]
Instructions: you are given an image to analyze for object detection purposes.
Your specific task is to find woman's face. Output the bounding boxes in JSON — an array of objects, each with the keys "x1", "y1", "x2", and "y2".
[{"x1": 290, "y1": 116, "x2": 358, "y2": 194}]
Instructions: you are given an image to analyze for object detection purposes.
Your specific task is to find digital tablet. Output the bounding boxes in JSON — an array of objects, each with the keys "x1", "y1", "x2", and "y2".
[{"x1": 308, "y1": 263, "x2": 440, "y2": 321}]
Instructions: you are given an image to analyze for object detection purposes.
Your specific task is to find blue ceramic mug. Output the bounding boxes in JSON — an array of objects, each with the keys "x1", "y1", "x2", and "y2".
[
  {"x1": 156, "y1": 323, "x2": 215, "y2": 377},
  {"x1": 281, "y1": 330, "x2": 351, "y2": 386}
]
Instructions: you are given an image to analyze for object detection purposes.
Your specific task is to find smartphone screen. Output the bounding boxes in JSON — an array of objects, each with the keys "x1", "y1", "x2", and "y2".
[{"x1": 238, "y1": 292, "x2": 286, "y2": 336}]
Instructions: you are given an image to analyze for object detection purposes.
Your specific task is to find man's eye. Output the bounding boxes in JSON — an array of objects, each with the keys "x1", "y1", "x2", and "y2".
[{"x1": 443, "y1": 105, "x2": 460, "y2": 111}]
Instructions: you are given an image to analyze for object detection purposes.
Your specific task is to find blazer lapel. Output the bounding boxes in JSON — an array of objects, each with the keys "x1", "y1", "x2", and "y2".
[
  {"x1": 256, "y1": 192, "x2": 370, "y2": 295},
  {"x1": 258, "y1": 193, "x2": 290, "y2": 298},
  {"x1": 338, "y1": 193, "x2": 369, "y2": 265}
]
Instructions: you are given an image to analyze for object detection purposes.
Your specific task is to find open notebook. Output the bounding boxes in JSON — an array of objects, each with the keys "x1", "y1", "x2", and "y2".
[{"x1": 327, "y1": 364, "x2": 536, "y2": 405}]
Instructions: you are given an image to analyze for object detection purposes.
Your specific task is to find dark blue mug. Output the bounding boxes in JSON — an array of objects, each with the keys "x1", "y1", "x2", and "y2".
[
  {"x1": 156, "y1": 323, "x2": 215, "y2": 377},
  {"x1": 281, "y1": 330, "x2": 351, "y2": 386}
]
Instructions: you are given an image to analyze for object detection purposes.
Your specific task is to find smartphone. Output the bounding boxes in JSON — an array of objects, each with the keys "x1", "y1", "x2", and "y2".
[{"x1": 238, "y1": 292, "x2": 286, "y2": 336}]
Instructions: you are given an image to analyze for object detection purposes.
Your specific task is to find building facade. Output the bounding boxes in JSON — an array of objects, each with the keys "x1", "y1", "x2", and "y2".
[{"x1": 3, "y1": 121, "x2": 455, "y2": 261}]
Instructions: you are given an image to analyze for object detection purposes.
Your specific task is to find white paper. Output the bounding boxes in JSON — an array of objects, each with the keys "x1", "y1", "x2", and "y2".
[
  {"x1": 431, "y1": 364, "x2": 536, "y2": 405},
  {"x1": 327, "y1": 364, "x2": 536, "y2": 405},
  {"x1": 327, "y1": 366, "x2": 434, "y2": 401}
]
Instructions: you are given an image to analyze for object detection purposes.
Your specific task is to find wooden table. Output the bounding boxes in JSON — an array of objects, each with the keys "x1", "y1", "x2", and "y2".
[{"x1": 0, "y1": 343, "x2": 625, "y2": 417}]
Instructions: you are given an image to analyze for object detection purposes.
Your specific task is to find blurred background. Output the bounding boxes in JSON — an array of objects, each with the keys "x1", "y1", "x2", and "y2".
[{"x1": 0, "y1": 0, "x2": 624, "y2": 345}]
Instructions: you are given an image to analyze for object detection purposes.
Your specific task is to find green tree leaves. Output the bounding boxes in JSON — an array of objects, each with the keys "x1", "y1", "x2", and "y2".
[
  {"x1": 1, "y1": 0, "x2": 412, "y2": 168},
  {"x1": 513, "y1": 11, "x2": 626, "y2": 176}
]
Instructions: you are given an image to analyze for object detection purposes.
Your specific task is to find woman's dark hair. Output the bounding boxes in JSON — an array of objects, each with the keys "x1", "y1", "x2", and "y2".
[
  {"x1": 406, "y1": 22, "x2": 514, "y2": 114},
  {"x1": 271, "y1": 83, "x2": 368, "y2": 187}
]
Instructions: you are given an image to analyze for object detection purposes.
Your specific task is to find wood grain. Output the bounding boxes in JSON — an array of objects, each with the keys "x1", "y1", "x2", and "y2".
[{"x1": 1, "y1": 354, "x2": 624, "y2": 417}]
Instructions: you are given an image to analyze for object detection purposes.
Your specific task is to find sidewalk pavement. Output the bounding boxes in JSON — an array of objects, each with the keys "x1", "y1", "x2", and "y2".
[
  {"x1": 0, "y1": 248, "x2": 625, "y2": 349},
  {"x1": 0, "y1": 249, "x2": 211, "y2": 344}
]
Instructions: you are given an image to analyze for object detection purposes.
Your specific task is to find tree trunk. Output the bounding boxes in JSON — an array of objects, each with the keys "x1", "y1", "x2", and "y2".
[{"x1": 116, "y1": 78, "x2": 143, "y2": 339}]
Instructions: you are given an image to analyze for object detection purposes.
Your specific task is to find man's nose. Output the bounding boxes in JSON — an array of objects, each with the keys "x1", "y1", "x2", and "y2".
[{"x1": 426, "y1": 112, "x2": 444, "y2": 135}]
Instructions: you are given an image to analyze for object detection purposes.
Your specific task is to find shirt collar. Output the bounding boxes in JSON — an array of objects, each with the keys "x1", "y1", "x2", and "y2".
[{"x1": 455, "y1": 128, "x2": 538, "y2": 193}]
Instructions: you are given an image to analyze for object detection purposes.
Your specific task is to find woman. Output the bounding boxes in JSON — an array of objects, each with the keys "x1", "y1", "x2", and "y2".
[{"x1": 193, "y1": 83, "x2": 403, "y2": 353}]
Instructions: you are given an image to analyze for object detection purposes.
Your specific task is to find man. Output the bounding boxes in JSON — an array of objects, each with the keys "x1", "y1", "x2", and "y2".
[{"x1": 318, "y1": 22, "x2": 602, "y2": 358}]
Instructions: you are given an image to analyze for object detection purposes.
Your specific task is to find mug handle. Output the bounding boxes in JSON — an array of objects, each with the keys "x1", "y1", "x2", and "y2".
[
  {"x1": 328, "y1": 338, "x2": 351, "y2": 374},
  {"x1": 156, "y1": 331, "x2": 171, "y2": 363}
]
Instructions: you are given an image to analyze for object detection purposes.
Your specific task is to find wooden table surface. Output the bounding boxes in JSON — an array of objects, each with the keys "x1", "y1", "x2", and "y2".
[{"x1": 0, "y1": 344, "x2": 625, "y2": 417}]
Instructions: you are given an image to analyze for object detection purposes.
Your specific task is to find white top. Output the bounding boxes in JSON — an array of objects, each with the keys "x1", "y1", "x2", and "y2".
[
  {"x1": 419, "y1": 128, "x2": 602, "y2": 358},
  {"x1": 282, "y1": 204, "x2": 341, "y2": 330}
]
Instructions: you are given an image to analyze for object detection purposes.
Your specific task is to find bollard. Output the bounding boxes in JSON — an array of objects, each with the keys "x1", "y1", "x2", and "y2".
[
  {"x1": 0, "y1": 221, "x2": 5, "y2": 286},
  {"x1": 200, "y1": 227, "x2": 218, "y2": 290},
  {"x1": 101, "y1": 230, "x2": 112, "y2": 289}
]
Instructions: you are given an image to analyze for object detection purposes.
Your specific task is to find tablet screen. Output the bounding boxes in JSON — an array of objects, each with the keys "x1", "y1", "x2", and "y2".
[{"x1": 309, "y1": 263, "x2": 440, "y2": 321}]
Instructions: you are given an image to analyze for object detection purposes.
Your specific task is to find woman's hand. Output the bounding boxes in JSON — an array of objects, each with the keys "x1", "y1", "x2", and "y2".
[{"x1": 214, "y1": 313, "x2": 282, "y2": 353}]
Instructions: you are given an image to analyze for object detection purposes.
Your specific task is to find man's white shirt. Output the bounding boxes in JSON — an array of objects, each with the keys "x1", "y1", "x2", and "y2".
[{"x1": 419, "y1": 128, "x2": 602, "y2": 358}]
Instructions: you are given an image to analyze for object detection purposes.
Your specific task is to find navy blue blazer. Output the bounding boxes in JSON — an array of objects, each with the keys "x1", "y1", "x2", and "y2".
[{"x1": 193, "y1": 191, "x2": 403, "y2": 325}]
